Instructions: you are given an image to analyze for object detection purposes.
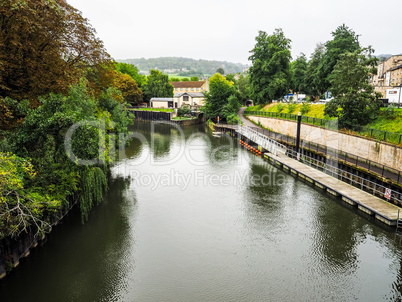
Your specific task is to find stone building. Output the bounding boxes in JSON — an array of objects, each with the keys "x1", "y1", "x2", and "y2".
[{"x1": 370, "y1": 55, "x2": 402, "y2": 97}]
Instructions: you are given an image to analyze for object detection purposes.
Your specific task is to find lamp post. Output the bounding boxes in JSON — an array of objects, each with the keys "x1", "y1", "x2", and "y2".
[{"x1": 296, "y1": 112, "x2": 302, "y2": 155}]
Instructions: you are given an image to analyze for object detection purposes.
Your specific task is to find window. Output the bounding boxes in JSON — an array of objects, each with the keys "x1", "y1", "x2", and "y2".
[
  {"x1": 197, "y1": 88, "x2": 199, "y2": 91},
  {"x1": 181, "y1": 88, "x2": 183, "y2": 91},
  {"x1": 201, "y1": 87, "x2": 204, "y2": 90},
  {"x1": 191, "y1": 88, "x2": 194, "y2": 91},
  {"x1": 183, "y1": 96, "x2": 189, "y2": 102},
  {"x1": 186, "y1": 88, "x2": 188, "y2": 91}
]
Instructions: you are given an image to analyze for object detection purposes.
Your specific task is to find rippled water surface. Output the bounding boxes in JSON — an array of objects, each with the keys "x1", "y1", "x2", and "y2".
[{"x1": 1, "y1": 122, "x2": 402, "y2": 301}]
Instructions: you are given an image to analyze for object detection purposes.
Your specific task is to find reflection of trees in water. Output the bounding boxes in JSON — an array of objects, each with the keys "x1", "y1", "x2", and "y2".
[
  {"x1": 311, "y1": 201, "x2": 362, "y2": 274},
  {"x1": 67, "y1": 175, "x2": 136, "y2": 302},
  {"x1": 242, "y1": 163, "x2": 288, "y2": 231}
]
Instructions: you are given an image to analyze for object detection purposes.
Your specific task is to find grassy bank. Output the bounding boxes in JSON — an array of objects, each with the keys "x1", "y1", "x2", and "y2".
[
  {"x1": 131, "y1": 108, "x2": 174, "y2": 112},
  {"x1": 246, "y1": 103, "x2": 402, "y2": 134}
]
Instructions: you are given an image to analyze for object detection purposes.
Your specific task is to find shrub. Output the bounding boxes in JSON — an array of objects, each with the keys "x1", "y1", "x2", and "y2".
[
  {"x1": 178, "y1": 106, "x2": 191, "y2": 117},
  {"x1": 226, "y1": 113, "x2": 241, "y2": 124},
  {"x1": 287, "y1": 102, "x2": 297, "y2": 114},
  {"x1": 384, "y1": 104, "x2": 398, "y2": 119},
  {"x1": 300, "y1": 102, "x2": 311, "y2": 115},
  {"x1": 276, "y1": 103, "x2": 285, "y2": 112}
]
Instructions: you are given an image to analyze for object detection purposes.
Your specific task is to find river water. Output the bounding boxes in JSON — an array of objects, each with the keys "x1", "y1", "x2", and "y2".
[{"x1": 1, "y1": 122, "x2": 402, "y2": 301}]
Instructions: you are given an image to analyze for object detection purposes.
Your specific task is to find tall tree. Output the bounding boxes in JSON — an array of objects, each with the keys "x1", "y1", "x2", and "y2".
[
  {"x1": 305, "y1": 43, "x2": 326, "y2": 101},
  {"x1": 291, "y1": 53, "x2": 308, "y2": 96},
  {"x1": 113, "y1": 72, "x2": 143, "y2": 105},
  {"x1": 324, "y1": 47, "x2": 381, "y2": 130},
  {"x1": 114, "y1": 62, "x2": 146, "y2": 88},
  {"x1": 248, "y1": 29, "x2": 292, "y2": 104},
  {"x1": 0, "y1": 0, "x2": 110, "y2": 104},
  {"x1": 143, "y1": 70, "x2": 174, "y2": 102},
  {"x1": 317, "y1": 24, "x2": 359, "y2": 93},
  {"x1": 202, "y1": 73, "x2": 237, "y2": 119}
]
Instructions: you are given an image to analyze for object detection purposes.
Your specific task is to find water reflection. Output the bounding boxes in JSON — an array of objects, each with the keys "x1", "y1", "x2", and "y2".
[{"x1": 2, "y1": 122, "x2": 402, "y2": 301}]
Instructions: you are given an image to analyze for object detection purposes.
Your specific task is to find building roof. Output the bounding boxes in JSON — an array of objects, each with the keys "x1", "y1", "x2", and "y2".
[
  {"x1": 170, "y1": 81, "x2": 205, "y2": 88},
  {"x1": 150, "y1": 98, "x2": 174, "y2": 102},
  {"x1": 390, "y1": 64, "x2": 402, "y2": 72},
  {"x1": 174, "y1": 92, "x2": 205, "y2": 98}
]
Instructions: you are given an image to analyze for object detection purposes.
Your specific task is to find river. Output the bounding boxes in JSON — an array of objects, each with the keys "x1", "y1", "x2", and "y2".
[{"x1": 1, "y1": 121, "x2": 402, "y2": 301}]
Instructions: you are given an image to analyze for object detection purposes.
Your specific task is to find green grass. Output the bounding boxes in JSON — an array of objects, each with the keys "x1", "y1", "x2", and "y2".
[
  {"x1": 172, "y1": 116, "x2": 196, "y2": 121},
  {"x1": 131, "y1": 108, "x2": 174, "y2": 112},
  {"x1": 245, "y1": 102, "x2": 402, "y2": 144},
  {"x1": 260, "y1": 103, "x2": 330, "y2": 119},
  {"x1": 366, "y1": 108, "x2": 402, "y2": 133}
]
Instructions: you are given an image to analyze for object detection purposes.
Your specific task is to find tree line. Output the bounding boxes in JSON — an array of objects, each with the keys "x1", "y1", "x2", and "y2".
[{"x1": 203, "y1": 25, "x2": 382, "y2": 130}]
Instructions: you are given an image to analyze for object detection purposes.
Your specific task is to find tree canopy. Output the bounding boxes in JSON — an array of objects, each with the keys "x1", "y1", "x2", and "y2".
[
  {"x1": 324, "y1": 47, "x2": 381, "y2": 129},
  {"x1": 248, "y1": 29, "x2": 292, "y2": 104},
  {"x1": 143, "y1": 70, "x2": 174, "y2": 102},
  {"x1": 291, "y1": 53, "x2": 308, "y2": 95},
  {"x1": 202, "y1": 73, "x2": 238, "y2": 120},
  {"x1": 316, "y1": 24, "x2": 359, "y2": 94},
  {"x1": 0, "y1": 0, "x2": 110, "y2": 104}
]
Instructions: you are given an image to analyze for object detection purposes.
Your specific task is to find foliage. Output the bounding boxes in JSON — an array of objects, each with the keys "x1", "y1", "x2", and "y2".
[
  {"x1": 287, "y1": 102, "x2": 297, "y2": 114},
  {"x1": 79, "y1": 167, "x2": 107, "y2": 222},
  {"x1": 202, "y1": 73, "x2": 237, "y2": 119},
  {"x1": 216, "y1": 68, "x2": 225, "y2": 75},
  {"x1": 0, "y1": 97, "x2": 30, "y2": 131},
  {"x1": 226, "y1": 114, "x2": 241, "y2": 125},
  {"x1": 0, "y1": 152, "x2": 57, "y2": 238},
  {"x1": 224, "y1": 95, "x2": 240, "y2": 117},
  {"x1": 0, "y1": 0, "x2": 110, "y2": 104},
  {"x1": 304, "y1": 43, "x2": 326, "y2": 101},
  {"x1": 276, "y1": 103, "x2": 285, "y2": 113},
  {"x1": 4, "y1": 82, "x2": 133, "y2": 232},
  {"x1": 300, "y1": 102, "x2": 311, "y2": 115},
  {"x1": 190, "y1": 77, "x2": 199, "y2": 81},
  {"x1": 291, "y1": 53, "x2": 308, "y2": 94},
  {"x1": 324, "y1": 48, "x2": 381, "y2": 130},
  {"x1": 114, "y1": 62, "x2": 146, "y2": 87},
  {"x1": 248, "y1": 29, "x2": 292, "y2": 104},
  {"x1": 120, "y1": 57, "x2": 248, "y2": 75},
  {"x1": 113, "y1": 72, "x2": 143, "y2": 105},
  {"x1": 317, "y1": 24, "x2": 359, "y2": 94},
  {"x1": 178, "y1": 106, "x2": 191, "y2": 117},
  {"x1": 143, "y1": 70, "x2": 174, "y2": 102},
  {"x1": 245, "y1": 104, "x2": 263, "y2": 111},
  {"x1": 237, "y1": 74, "x2": 251, "y2": 102},
  {"x1": 384, "y1": 105, "x2": 398, "y2": 119}
]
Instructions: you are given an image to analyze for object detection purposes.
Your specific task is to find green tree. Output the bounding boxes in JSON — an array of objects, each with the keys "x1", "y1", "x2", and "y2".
[
  {"x1": 291, "y1": 53, "x2": 308, "y2": 95},
  {"x1": 305, "y1": 43, "x2": 326, "y2": 101},
  {"x1": 248, "y1": 29, "x2": 292, "y2": 104},
  {"x1": 216, "y1": 68, "x2": 225, "y2": 75},
  {"x1": 113, "y1": 72, "x2": 143, "y2": 105},
  {"x1": 143, "y1": 70, "x2": 174, "y2": 102},
  {"x1": 0, "y1": 0, "x2": 110, "y2": 104},
  {"x1": 324, "y1": 47, "x2": 381, "y2": 130},
  {"x1": 190, "y1": 77, "x2": 199, "y2": 81},
  {"x1": 317, "y1": 24, "x2": 359, "y2": 93},
  {"x1": 237, "y1": 74, "x2": 251, "y2": 103},
  {"x1": 202, "y1": 73, "x2": 236, "y2": 119},
  {"x1": 114, "y1": 62, "x2": 146, "y2": 88}
]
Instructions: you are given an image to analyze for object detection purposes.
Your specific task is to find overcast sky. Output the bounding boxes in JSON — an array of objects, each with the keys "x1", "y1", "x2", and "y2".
[{"x1": 68, "y1": 0, "x2": 402, "y2": 65}]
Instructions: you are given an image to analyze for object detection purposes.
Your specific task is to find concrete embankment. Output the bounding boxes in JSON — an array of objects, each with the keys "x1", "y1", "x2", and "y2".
[{"x1": 247, "y1": 115, "x2": 402, "y2": 172}]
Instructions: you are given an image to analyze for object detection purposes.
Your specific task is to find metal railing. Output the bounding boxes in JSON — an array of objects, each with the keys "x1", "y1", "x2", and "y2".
[
  {"x1": 237, "y1": 125, "x2": 287, "y2": 156},
  {"x1": 217, "y1": 123, "x2": 402, "y2": 184},
  {"x1": 286, "y1": 148, "x2": 402, "y2": 205},
  {"x1": 244, "y1": 110, "x2": 402, "y2": 145}
]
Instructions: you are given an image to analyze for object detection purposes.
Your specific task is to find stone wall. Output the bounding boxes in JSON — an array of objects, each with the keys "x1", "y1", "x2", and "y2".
[{"x1": 248, "y1": 116, "x2": 402, "y2": 171}]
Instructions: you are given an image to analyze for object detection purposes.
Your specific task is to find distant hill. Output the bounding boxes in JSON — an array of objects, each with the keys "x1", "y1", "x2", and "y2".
[
  {"x1": 117, "y1": 57, "x2": 249, "y2": 76},
  {"x1": 377, "y1": 54, "x2": 393, "y2": 62}
]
